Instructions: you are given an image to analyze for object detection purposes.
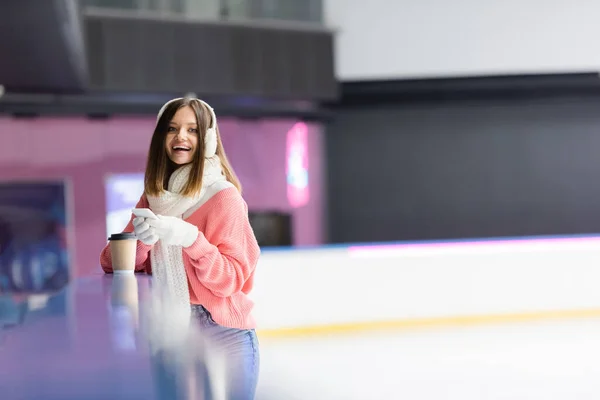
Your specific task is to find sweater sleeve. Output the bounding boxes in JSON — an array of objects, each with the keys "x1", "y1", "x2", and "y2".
[
  {"x1": 100, "y1": 194, "x2": 154, "y2": 274},
  {"x1": 183, "y1": 191, "x2": 260, "y2": 298}
]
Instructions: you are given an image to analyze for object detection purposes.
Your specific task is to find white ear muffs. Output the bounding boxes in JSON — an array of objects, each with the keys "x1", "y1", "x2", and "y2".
[
  {"x1": 156, "y1": 97, "x2": 218, "y2": 159},
  {"x1": 197, "y1": 100, "x2": 218, "y2": 158}
]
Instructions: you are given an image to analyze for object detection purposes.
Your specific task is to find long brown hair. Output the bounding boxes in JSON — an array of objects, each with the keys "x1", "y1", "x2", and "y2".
[{"x1": 144, "y1": 98, "x2": 242, "y2": 197}]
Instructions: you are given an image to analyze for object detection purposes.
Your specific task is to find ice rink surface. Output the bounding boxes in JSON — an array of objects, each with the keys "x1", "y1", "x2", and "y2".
[{"x1": 258, "y1": 317, "x2": 600, "y2": 399}]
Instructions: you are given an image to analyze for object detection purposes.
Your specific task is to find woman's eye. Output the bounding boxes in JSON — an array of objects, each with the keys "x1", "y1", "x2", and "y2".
[
  {"x1": 167, "y1": 127, "x2": 177, "y2": 132},
  {"x1": 189, "y1": 128, "x2": 199, "y2": 133}
]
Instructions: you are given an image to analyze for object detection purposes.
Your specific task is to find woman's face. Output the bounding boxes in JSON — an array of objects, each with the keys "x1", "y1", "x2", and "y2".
[{"x1": 165, "y1": 106, "x2": 199, "y2": 165}]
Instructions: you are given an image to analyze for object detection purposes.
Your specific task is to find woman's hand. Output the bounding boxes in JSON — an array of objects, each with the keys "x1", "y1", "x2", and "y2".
[
  {"x1": 133, "y1": 217, "x2": 159, "y2": 246},
  {"x1": 146, "y1": 215, "x2": 199, "y2": 248}
]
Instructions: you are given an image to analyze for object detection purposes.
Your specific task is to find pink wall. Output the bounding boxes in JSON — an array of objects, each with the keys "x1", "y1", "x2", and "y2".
[{"x1": 0, "y1": 116, "x2": 325, "y2": 276}]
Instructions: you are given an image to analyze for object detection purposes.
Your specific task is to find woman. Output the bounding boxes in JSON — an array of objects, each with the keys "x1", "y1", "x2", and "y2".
[{"x1": 100, "y1": 97, "x2": 261, "y2": 399}]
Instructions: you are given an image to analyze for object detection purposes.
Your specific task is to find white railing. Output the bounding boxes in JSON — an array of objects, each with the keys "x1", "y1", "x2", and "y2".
[{"x1": 80, "y1": 0, "x2": 323, "y2": 24}]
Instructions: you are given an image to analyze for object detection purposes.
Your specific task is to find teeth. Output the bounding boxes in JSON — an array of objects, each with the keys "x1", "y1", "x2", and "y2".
[{"x1": 173, "y1": 146, "x2": 190, "y2": 150}]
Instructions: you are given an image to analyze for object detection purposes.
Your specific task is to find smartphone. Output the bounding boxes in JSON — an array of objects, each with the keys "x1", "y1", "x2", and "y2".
[{"x1": 132, "y1": 208, "x2": 158, "y2": 220}]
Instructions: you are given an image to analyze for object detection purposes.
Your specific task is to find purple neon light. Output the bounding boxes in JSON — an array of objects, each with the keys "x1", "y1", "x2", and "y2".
[
  {"x1": 286, "y1": 122, "x2": 309, "y2": 208},
  {"x1": 347, "y1": 236, "x2": 600, "y2": 257}
]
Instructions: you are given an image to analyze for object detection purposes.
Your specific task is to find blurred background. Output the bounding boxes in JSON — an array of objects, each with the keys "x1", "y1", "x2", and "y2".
[{"x1": 3, "y1": 0, "x2": 600, "y2": 399}]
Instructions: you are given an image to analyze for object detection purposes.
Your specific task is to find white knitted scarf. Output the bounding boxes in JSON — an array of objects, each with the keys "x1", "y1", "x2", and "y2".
[{"x1": 146, "y1": 156, "x2": 227, "y2": 323}]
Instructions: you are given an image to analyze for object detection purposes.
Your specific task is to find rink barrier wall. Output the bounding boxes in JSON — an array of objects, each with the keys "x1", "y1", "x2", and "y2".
[{"x1": 252, "y1": 235, "x2": 600, "y2": 339}]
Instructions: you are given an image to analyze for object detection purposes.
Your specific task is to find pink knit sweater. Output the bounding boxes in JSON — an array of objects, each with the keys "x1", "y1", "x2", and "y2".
[{"x1": 100, "y1": 187, "x2": 260, "y2": 329}]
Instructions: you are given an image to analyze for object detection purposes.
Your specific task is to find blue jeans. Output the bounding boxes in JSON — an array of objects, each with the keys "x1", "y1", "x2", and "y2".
[
  {"x1": 152, "y1": 305, "x2": 260, "y2": 400},
  {"x1": 191, "y1": 305, "x2": 260, "y2": 400}
]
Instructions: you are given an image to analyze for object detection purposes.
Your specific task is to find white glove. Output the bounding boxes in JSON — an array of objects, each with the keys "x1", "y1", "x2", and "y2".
[
  {"x1": 146, "y1": 215, "x2": 199, "y2": 248},
  {"x1": 133, "y1": 217, "x2": 159, "y2": 246}
]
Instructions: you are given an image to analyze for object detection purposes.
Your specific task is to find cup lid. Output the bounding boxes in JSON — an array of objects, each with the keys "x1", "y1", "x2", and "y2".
[{"x1": 108, "y1": 232, "x2": 137, "y2": 240}]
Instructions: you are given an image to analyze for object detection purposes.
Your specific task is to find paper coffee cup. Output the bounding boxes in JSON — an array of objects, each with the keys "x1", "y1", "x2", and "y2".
[{"x1": 108, "y1": 232, "x2": 137, "y2": 272}]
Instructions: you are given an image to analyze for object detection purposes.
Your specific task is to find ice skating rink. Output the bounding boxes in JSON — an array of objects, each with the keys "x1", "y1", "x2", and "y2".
[
  {"x1": 259, "y1": 317, "x2": 600, "y2": 399},
  {"x1": 3, "y1": 234, "x2": 600, "y2": 399},
  {"x1": 253, "y1": 235, "x2": 600, "y2": 399}
]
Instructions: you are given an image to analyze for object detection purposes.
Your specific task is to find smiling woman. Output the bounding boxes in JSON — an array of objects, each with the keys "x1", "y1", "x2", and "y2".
[
  {"x1": 143, "y1": 98, "x2": 241, "y2": 197},
  {"x1": 165, "y1": 105, "x2": 198, "y2": 165},
  {"x1": 99, "y1": 97, "x2": 261, "y2": 399}
]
